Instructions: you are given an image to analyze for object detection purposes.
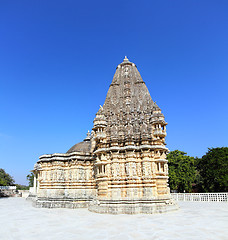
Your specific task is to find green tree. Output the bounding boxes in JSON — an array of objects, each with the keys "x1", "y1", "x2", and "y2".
[
  {"x1": 15, "y1": 184, "x2": 29, "y2": 190},
  {"x1": 0, "y1": 168, "x2": 15, "y2": 186},
  {"x1": 196, "y1": 147, "x2": 228, "y2": 192},
  {"x1": 167, "y1": 150, "x2": 196, "y2": 193},
  {"x1": 26, "y1": 173, "x2": 34, "y2": 187}
]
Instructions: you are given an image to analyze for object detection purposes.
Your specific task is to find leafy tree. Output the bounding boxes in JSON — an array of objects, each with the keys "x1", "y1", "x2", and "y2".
[
  {"x1": 196, "y1": 147, "x2": 228, "y2": 192},
  {"x1": 167, "y1": 150, "x2": 196, "y2": 193},
  {"x1": 193, "y1": 163, "x2": 204, "y2": 192},
  {"x1": 0, "y1": 168, "x2": 15, "y2": 186},
  {"x1": 26, "y1": 173, "x2": 34, "y2": 187},
  {"x1": 15, "y1": 184, "x2": 29, "y2": 190}
]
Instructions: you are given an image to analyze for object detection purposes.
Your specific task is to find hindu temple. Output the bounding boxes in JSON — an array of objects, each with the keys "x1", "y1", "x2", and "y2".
[{"x1": 31, "y1": 57, "x2": 178, "y2": 214}]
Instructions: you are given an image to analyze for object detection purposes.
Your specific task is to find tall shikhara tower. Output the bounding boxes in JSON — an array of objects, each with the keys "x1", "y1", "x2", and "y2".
[
  {"x1": 32, "y1": 57, "x2": 178, "y2": 214},
  {"x1": 90, "y1": 56, "x2": 176, "y2": 213}
]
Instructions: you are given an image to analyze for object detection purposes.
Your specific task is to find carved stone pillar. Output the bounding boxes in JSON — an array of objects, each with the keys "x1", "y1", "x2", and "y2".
[{"x1": 33, "y1": 173, "x2": 37, "y2": 194}]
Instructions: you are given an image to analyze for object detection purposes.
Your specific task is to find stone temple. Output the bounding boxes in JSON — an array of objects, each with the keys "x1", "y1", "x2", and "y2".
[{"x1": 32, "y1": 57, "x2": 178, "y2": 214}]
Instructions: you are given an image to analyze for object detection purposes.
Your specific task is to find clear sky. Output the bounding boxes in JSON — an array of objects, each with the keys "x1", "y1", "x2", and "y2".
[{"x1": 0, "y1": 0, "x2": 227, "y2": 185}]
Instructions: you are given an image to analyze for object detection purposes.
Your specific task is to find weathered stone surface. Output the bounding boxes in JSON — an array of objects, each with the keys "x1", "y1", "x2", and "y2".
[{"x1": 32, "y1": 57, "x2": 178, "y2": 214}]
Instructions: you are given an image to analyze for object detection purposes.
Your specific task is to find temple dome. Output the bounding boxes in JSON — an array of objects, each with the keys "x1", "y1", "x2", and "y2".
[{"x1": 66, "y1": 131, "x2": 91, "y2": 153}]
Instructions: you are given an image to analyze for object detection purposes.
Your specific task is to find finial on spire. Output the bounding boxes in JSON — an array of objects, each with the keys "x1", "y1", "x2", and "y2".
[
  {"x1": 84, "y1": 130, "x2": 91, "y2": 141},
  {"x1": 119, "y1": 55, "x2": 132, "y2": 66},
  {"x1": 123, "y1": 56, "x2": 129, "y2": 63}
]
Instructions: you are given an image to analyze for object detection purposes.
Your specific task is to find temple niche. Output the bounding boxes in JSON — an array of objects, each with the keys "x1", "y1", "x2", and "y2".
[{"x1": 32, "y1": 57, "x2": 178, "y2": 214}]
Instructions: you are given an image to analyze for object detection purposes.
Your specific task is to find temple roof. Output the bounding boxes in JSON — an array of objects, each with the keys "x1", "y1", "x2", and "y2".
[
  {"x1": 104, "y1": 56, "x2": 153, "y2": 109},
  {"x1": 68, "y1": 57, "x2": 165, "y2": 152},
  {"x1": 66, "y1": 131, "x2": 91, "y2": 153},
  {"x1": 96, "y1": 57, "x2": 162, "y2": 141}
]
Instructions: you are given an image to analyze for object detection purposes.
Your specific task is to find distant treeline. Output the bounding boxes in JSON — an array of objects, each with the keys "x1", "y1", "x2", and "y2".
[{"x1": 0, "y1": 168, "x2": 29, "y2": 190}]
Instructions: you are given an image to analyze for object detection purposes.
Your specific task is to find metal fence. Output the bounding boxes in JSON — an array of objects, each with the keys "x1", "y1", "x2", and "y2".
[{"x1": 171, "y1": 193, "x2": 228, "y2": 202}]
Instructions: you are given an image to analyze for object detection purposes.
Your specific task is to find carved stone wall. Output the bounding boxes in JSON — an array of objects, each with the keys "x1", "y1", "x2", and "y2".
[{"x1": 34, "y1": 153, "x2": 96, "y2": 208}]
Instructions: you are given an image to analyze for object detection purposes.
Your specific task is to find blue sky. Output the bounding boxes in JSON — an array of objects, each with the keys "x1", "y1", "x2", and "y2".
[{"x1": 0, "y1": 0, "x2": 227, "y2": 185}]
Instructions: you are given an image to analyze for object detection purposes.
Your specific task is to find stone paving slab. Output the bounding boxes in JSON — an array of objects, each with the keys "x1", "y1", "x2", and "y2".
[{"x1": 0, "y1": 198, "x2": 227, "y2": 240}]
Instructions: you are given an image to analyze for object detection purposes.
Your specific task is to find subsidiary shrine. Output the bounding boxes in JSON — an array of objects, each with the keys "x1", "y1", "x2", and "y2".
[{"x1": 32, "y1": 57, "x2": 178, "y2": 214}]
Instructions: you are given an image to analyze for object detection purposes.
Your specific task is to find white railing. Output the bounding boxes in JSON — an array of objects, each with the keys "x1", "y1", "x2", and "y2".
[
  {"x1": 18, "y1": 190, "x2": 30, "y2": 198},
  {"x1": 171, "y1": 193, "x2": 228, "y2": 202},
  {"x1": 0, "y1": 186, "x2": 16, "y2": 190}
]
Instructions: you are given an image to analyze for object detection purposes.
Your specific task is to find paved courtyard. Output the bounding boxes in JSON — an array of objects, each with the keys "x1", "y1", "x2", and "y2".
[{"x1": 0, "y1": 198, "x2": 227, "y2": 240}]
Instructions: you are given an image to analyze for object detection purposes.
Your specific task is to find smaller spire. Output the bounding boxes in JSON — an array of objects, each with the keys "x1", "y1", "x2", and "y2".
[{"x1": 97, "y1": 105, "x2": 104, "y2": 115}]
